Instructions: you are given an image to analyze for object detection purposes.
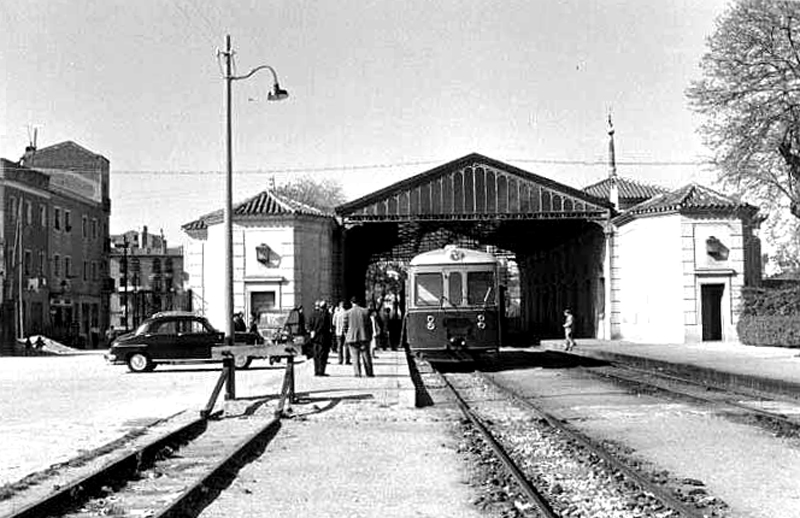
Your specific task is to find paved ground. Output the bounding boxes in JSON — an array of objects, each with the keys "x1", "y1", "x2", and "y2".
[
  {"x1": 199, "y1": 350, "x2": 484, "y2": 518},
  {"x1": 6, "y1": 338, "x2": 800, "y2": 516},
  {"x1": 0, "y1": 352, "x2": 287, "y2": 486}
]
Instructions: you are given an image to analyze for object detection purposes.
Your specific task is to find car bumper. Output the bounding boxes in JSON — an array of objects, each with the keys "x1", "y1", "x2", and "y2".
[{"x1": 104, "y1": 352, "x2": 125, "y2": 365}]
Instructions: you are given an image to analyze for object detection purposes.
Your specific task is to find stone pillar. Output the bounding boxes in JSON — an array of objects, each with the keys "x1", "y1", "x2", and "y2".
[{"x1": 601, "y1": 220, "x2": 614, "y2": 340}]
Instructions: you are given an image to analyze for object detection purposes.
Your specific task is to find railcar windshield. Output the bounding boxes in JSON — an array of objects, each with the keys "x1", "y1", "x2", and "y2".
[
  {"x1": 467, "y1": 271, "x2": 496, "y2": 305},
  {"x1": 448, "y1": 272, "x2": 463, "y2": 306},
  {"x1": 415, "y1": 272, "x2": 443, "y2": 306}
]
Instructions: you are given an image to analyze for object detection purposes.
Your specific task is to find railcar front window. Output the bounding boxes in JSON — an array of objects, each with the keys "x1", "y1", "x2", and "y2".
[
  {"x1": 467, "y1": 271, "x2": 496, "y2": 305},
  {"x1": 415, "y1": 273, "x2": 443, "y2": 306},
  {"x1": 448, "y1": 272, "x2": 463, "y2": 306}
]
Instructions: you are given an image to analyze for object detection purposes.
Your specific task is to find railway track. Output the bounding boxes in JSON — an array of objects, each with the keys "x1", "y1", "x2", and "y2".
[
  {"x1": 438, "y1": 373, "x2": 558, "y2": 518},
  {"x1": 435, "y1": 366, "x2": 718, "y2": 518},
  {"x1": 580, "y1": 363, "x2": 800, "y2": 433},
  {"x1": 1, "y1": 362, "x2": 295, "y2": 518}
]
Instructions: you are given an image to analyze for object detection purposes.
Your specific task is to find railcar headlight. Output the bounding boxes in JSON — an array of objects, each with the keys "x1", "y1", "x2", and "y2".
[
  {"x1": 477, "y1": 313, "x2": 486, "y2": 329},
  {"x1": 426, "y1": 314, "x2": 436, "y2": 331},
  {"x1": 449, "y1": 336, "x2": 466, "y2": 348}
]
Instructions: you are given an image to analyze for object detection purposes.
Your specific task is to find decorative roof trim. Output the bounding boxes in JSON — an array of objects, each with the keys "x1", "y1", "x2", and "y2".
[
  {"x1": 181, "y1": 188, "x2": 333, "y2": 231},
  {"x1": 613, "y1": 183, "x2": 758, "y2": 226}
]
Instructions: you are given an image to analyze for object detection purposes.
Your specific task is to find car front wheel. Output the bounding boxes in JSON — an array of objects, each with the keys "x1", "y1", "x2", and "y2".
[
  {"x1": 234, "y1": 355, "x2": 252, "y2": 369},
  {"x1": 127, "y1": 353, "x2": 153, "y2": 373}
]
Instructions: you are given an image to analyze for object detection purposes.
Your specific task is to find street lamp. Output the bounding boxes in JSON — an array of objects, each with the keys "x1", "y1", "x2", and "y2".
[{"x1": 219, "y1": 35, "x2": 288, "y2": 396}]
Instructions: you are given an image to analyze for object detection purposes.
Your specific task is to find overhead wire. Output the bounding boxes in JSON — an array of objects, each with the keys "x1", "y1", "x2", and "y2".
[{"x1": 17, "y1": 157, "x2": 712, "y2": 178}]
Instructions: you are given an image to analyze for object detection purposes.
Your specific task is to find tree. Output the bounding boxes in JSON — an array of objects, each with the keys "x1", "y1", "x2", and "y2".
[
  {"x1": 762, "y1": 202, "x2": 800, "y2": 276},
  {"x1": 688, "y1": 0, "x2": 800, "y2": 218},
  {"x1": 272, "y1": 175, "x2": 347, "y2": 212}
]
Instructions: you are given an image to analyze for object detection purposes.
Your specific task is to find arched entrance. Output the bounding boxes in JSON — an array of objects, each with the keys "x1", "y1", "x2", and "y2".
[{"x1": 335, "y1": 153, "x2": 613, "y2": 343}]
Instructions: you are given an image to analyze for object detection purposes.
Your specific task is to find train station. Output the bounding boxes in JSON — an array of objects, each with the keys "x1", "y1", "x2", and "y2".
[{"x1": 183, "y1": 148, "x2": 762, "y2": 346}]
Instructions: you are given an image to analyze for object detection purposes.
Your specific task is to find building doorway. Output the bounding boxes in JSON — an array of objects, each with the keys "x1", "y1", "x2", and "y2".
[
  {"x1": 250, "y1": 291, "x2": 276, "y2": 316},
  {"x1": 701, "y1": 283, "x2": 724, "y2": 341}
]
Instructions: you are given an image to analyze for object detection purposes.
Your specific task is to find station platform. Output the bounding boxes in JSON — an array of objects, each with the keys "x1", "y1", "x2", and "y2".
[
  {"x1": 201, "y1": 348, "x2": 483, "y2": 518},
  {"x1": 539, "y1": 339, "x2": 800, "y2": 399}
]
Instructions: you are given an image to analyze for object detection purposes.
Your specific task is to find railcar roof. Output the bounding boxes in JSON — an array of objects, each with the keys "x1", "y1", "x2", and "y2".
[{"x1": 409, "y1": 245, "x2": 496, "y2": 266}]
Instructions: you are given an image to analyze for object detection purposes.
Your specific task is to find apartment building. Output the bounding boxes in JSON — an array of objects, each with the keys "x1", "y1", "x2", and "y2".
[
  {"x1": 109, "y1": 226, "x2": 189, "y2": 332},
  {"x1": 0, "y1": 141, "x2": 111, "y2": 349}
]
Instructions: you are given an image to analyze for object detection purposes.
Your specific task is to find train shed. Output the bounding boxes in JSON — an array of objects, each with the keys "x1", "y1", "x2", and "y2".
[{"x1": 335, "y1": 153, "x2": 615, "y2": 341}]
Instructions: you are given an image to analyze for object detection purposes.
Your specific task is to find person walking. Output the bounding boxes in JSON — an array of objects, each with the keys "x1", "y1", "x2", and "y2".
[
  {"x1": 308, "y1": 300, "x2": 332, "y2": 376},
  {"x1": 332, "y1": 301, "x2": 350, "y2": 364},
  {"x1": 369, "y1": 307, "x2": 381, "y2": 360},
  {"x1": 345, "y1": 297, "x2": 373, "y2": 377},
  {"x1": 563, "y1": 308, "x2": 576, "y2": 351}
]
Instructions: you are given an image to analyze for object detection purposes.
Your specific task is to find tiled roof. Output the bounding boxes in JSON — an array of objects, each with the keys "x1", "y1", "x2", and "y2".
[
  {"x1": 583, "y1": 176, "x2": 668, "y2": 200},
  {"x1": 615, "y1": 183, "x2": 758, "y2": 224},
  {"x1": 182, "y1": 189, "x2": 331, "y2": 231},
  {"x1": 629, "y1": 183, "x2": 750, "y2": 213}
]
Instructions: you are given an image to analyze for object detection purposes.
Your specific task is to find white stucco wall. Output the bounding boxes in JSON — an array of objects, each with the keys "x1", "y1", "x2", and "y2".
[
  {"x1": 183, "y1": 215, "x2": 337, "y2": 331},
  {"x1": 614, "y1": 214, "x2": 684, "y2": 343},
  {"x1": 200, "y1": 223, "x2": 227, "y2": 330},
  {"x1": 682, "y1": 216, "x2": 745, "y2": 342},
  {"x1": 186, "y1": 239, "x2": 206, "y2": 315}
]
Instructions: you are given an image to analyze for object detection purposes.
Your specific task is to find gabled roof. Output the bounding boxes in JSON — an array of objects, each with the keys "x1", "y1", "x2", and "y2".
[
  {"x1": 336, "y1": 152, "x2": 613, "y2": 221},
  {"x1": 614, "y1": 183, "x2": 758, "y2": 225},
  {"x1": 182, "y1": 189, "x2": 331, "y2": 231},
  {"x1": 35, "y1": 141, "x2": 104, "y2": 159},
  {"x1": 583, "y1": 176, "x2": 668, "y2": 201}
]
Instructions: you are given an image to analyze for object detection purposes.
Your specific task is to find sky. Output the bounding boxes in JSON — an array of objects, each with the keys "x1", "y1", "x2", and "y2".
[{"x1": 1, "y1": 0, "x2": 733, "y2": 249}]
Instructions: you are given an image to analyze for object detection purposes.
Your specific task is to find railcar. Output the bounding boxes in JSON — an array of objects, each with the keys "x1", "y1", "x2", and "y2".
[{"x1": 405, "y1": 245, "x2": 502, "y2": 360}]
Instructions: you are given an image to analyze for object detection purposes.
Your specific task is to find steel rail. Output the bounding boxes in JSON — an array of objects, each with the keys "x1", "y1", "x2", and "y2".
[
  {"x1": 583, "y1": 365, "x2": 799, "y2": 426},
  {"x1": 3, "y1": 415, "x2": 209, "y2": 518},
  {"x1": 5, "y1": 359, "x2": 298, "y2": 518},
  {"x1": 477, "y1": 372, "x2": 707, "y2": 518},
  {"x1": 153, "y1": 417, "x2": 281, "y2": 518},
  {"x1": 438, "y1": 371, "x2": 559, "y2": 518}
]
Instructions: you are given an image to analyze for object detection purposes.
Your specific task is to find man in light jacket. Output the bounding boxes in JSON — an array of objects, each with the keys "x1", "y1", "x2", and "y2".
[
  {"x1": 345, "y1": 297, "x2": 373, "y2": 377},
  {"x1": 333, "y1": 301, "x2": 351, "y2": 364}
]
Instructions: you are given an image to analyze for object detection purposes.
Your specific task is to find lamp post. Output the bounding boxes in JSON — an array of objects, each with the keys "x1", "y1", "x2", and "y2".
[{"x1": 219, "y1": 34, "x2": 288, "y2": 398}]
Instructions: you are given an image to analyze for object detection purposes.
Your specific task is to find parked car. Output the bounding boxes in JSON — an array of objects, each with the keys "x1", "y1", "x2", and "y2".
[{"x1": 105, "y1": 311, "x2": 268, "y2": 372}]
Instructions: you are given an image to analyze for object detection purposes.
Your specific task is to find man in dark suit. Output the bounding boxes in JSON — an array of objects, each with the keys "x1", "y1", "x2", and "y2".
[
  {"x1": 345, "y1": 297, "x2": 373, "y2": 377},
  {"x1": 308, "y1": 300, "x2": 332, "y2": 376}
]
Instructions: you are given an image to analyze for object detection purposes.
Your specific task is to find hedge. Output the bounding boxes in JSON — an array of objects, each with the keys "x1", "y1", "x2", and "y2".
[
  {"x1": 740, "y1": 285, "x2": 800, "y2": 317},
  {"x1": 737, "y1": 315, "x2": 800, "y2": 348}
]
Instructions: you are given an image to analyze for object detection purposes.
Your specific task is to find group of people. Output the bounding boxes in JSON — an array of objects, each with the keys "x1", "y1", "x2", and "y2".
[
  {"x1": 306, "y1": 298, "x2": 400, "y2": 378},
  {"x1": 233, "y1": 311, "x2": 259, "y2": 335}
]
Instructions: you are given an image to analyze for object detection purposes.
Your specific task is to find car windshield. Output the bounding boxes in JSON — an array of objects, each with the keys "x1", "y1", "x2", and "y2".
[{"x1": 133, "y1": 321, "x2": 151, "y2": 336}]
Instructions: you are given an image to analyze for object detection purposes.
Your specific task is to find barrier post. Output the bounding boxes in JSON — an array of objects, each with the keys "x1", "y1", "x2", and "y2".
[
  {"x1": 202, "y1": 363, "x2": 230, "y2": 418},
  {"x1": 224, "y1": 356, "x2": 236, "y2": 400},
  {"x1": 275, "y1": 355, "x2": 296, "y2": 417},
  {"x1": 288, "y1": 355, "x2": 296, "y2": 403}
]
